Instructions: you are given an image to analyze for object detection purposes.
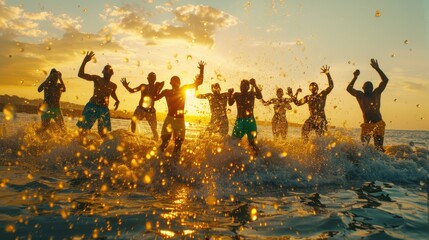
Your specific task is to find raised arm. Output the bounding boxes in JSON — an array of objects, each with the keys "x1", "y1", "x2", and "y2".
[
  {"x1": 370, "y1": 58, "x2": 389, "y2": 93},
  {"x1": 195, "y1": 61, "x2": 206, "y2": 86},
  {"x1": 78, "y1": 51, "x2": 97, "y2": 81},
  {"x1": 346, "y1": 69, "x2": 360, "y2": 96},
  {"x1": 249, "y1": 78, "x2": 262, "y2": 99},
  {"x1": 292, "y1": 88, "x2": 307, "y2": 106},
  {"x1": 55, "y1": 71, "x2": 65, "y2": 92},
  {"x1": 154, "y1": 89, "x2": 167, "y2": 101},
  {"x1": 262, "y1": 98, "x2": 274, "y2": 106},
  {"x1": 321, "y1": 65, "x2": 334, "y2": 94},
  {"x1": 38, "y1": 72, "x2": 57, "y2": 92},
  {"x1": 37, "y1": 78, "x2": 48, "y2": 92},
  {"x1": 228, "y1": 88, "x2": 235, "y2": 106},
  {"x1": 120, "y1": 78, "x2": 142, "y2": 93},
  {"x1": 195, "y1": 87, "x2": 211, "y2": 99}
]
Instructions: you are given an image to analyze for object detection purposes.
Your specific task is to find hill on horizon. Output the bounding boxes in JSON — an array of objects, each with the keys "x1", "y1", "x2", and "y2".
[{"x1": 0, "y1": 94, "x2": 303, "y2": 127}]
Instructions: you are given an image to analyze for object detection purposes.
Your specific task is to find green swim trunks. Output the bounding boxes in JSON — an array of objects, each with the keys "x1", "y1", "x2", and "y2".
[
  {"x1": 41, "y1": 107, "x2": 62, "y2": 121},
  {"x1": 76, "y1": 102, "x2": 111, "y2": 132},
  {"x1": 232, "y1": 117, "x2": 257, "y2": 140}
]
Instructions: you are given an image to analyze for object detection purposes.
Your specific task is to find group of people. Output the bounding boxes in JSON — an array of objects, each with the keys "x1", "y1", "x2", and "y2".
[{"x1": 38, "y1": 51, "x2": 389, "y2": 159}]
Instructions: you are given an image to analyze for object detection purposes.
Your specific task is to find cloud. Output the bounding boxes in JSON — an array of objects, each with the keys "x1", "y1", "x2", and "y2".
[
  {"x1": 0, "y1": 0, "x2": 48, "y2": 38},
  {"x1": 0, "y1": 1, "x2": 125, "y2": 86},
  {"x1": 51, "y1": 14, "x2": 83, "y2": 31},
  {"x1": 251, "y1": 40, "x2": 297, "y2": 48},
  {"x1": 101, "y1": 4, "x2": 238, "y2": 46}
]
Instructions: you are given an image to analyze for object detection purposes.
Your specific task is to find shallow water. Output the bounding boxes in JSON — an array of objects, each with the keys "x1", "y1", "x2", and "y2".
[{"x1": 0, "y1": 113, "x2": 428, "y2": 239}]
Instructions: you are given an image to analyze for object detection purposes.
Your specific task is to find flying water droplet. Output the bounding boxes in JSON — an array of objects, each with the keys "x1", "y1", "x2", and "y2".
[
  {"x1": 3, "y1": 104, "x2": 16, "y2": 121},
  {"x1": 186, "y1": 55, "x2": 192, "y2": 61},
  {"x1": 375, "y1": 10, "x2": 381, "y2": 17}
]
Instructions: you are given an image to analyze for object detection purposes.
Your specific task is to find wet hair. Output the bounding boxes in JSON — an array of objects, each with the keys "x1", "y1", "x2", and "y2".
[
  {"x1": 148, "y1": 72, "x2": 156, "y2": 79},
  {"x1": 50, "y1": 68, "x2": 57, "y2": 75},
  {"x1": 148, "y1": 72, "x2": 156, "y2": 82},
  {"x1": 309, "y1": 82, "x2": 319, "y2": 93},
  {"x1": 102, "y1": 65, "x2": 113, "y2": 75},
  {"x1": 211, "y1": 83, "x2": 220, "y2": 90},
  {"x1": 170, "y1": 76, "x2": 181, "y2": 85},
  {"x1": 362, "y1": 81, "x2": 373, "y2": 93},
  {"x1": 276, "y1": 88, "x2": 284, "y2": 97},
  {"x1": 240, "y1": 80, "x2": 250, "y2": 92}
]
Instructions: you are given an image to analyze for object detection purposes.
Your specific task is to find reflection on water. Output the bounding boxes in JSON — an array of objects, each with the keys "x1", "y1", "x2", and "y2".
[{"x1": 0, "y1": 113, "x2": 428, "y2": 239}]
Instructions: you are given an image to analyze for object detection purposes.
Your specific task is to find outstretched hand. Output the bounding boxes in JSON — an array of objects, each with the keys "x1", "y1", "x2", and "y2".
[
  {"x1": 198, "y1": 61, "x2": 206, "y2": 69},
  {"x1": 287, "y1": 87, "x2": 293, "y2": 97},
  {"x1": 83, "y1": 51, "x2": 95, "y2": 63},
  {"x1": 320, "y1": 65, "x2": 330, "y2": 74},
  {"x1": 353, "y1": 69, "x2": 360, "y2": 77},
  {"x1": 249, "y1": 78, "x2": 256, "y2": 86},
  {"x1": 120, "y1": 78, "x2": 129, "y2": 87},
  {"x1": 295, "y1": 88, "x2": 302, "y2": 96},
  {"x1": 370, "y1": 58, "x2": 379, "y2": 69},
  {"x1": 113, "y1": 101, "x2": 120, "y2": 111}
]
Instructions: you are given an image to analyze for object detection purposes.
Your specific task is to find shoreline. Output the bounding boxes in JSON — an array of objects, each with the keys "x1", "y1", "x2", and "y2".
[{"x1": 0, "y1": 101, "x2": 304, "y2": 128}]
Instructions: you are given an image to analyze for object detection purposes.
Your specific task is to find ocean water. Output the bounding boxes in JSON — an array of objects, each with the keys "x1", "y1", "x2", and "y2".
[{"x1": 0, "y1": 113, "x2": 428, "y2": 239}]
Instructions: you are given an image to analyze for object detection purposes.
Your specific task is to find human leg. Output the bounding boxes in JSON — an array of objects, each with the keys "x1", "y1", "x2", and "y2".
[
  {"x1": 159, "y1": 116, "x2": 175, "y2": 152},
  {"x1": 172, "y1": 137, "x2": 184, "y2": 159},
  {"x1": 374, "y1": 135, "x2": 385, "y2": 152},
  {"x1": 244, "y1": 117, "x2": 258, "y2": 155},
  {"x1": 97, "y1": 106, "x2": 111, "y2": 138},
  {"x1": 272, "y1": 117, "x2": 279, "y2": 139},
  {"x1": 146, "y1": 112, "x2": 159, "y2": 140},
  {"x1": 280, "y1": 120, "x2": 288, "y2": 139},
  {"x1": 301, "y1": 118, "x2": 312, "y2": 143},
  {"x1": 315, "y1": 117, "x2": 327, "y2": 137},
  {"x1": 76, "y1": 102, "x2": 98, "y2": 135},
  {"x1": 373, "y1": 120, "x2": 386, "y2": 152},
  {"x1": 131, "y1": 106, "x2": 143, "y2": 133},
  {"x1": 54, "y1": 111, "x2": 66, "y2": 133}
]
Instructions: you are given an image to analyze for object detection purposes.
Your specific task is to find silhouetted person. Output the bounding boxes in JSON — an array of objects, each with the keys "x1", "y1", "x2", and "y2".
[
  {"x1": 228, "y1": 78, "x2": 263, "y2": 155},
  {"x1": 155, "y1": 61, "x2": 205, "y2": 159},
  {"x1": 347, "y1": 59, "x2": 388, "y2": 151},
  {"x1": 37, "y1": 68, "x2": 66, "y2": 134},
  {"x1": 292, "y1": 65, "x2": 334, "y2": 142},
  {"x1": 262, "y1": 87, "x2": 293, "y2": 140},
  {"x1": 76, "y1": 51, "x2": 120, "y2": 138},
  {"x1": 195, "y1": 83, "x2": 229, "y2": 138},
  {"x1": 121, "y1": 72, "x2": 164, "y2": 140}
]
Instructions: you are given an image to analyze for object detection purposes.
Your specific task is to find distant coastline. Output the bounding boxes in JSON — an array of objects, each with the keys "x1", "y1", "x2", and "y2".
[{"x1": 0, "y1": 94, "x2": 302, "y2": 127}]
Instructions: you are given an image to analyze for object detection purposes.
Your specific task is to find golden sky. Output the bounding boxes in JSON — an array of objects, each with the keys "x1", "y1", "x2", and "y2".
[{"x1": 1, "y1": 0, "x2": 428, "y2": 130}]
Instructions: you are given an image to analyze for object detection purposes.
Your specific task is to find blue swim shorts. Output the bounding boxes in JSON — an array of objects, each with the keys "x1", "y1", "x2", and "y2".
[{"x1": 76, "y1": 102, "x2": 111, "y2": 132}]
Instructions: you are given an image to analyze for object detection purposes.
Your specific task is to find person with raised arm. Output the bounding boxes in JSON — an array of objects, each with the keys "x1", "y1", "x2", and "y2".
[
  {"x1": 76, "y1": 51, "x2": 120, "y2": 138},
  {"x1": 154, "y1": 61, "x2": 205, "y2": 159},
  {"x1": 292, "y1": 65, "x2": 334, "y2": 142},
  {"x1": 228, "y1": 78, "x2": 263, "y2": 155},
  {"x1": 195, "y1": 82, "x2": 230, "y2": 138},
  {"x1": 347, "y1": 59, "x2": 389, "y2": 152},
  {"x1": 261, "y1": 87, "x2": 294, "y2": 140},
  {"x1": 120, "y1": 72, "x2": 164, "y2": 140},
  {"x1": 37, "y1": 68, "x2": 66, "y2": 134}
]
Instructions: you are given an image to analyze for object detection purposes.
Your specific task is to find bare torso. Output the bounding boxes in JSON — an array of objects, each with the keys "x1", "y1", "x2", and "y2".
[{"x1": 90, "y1": 77, "x2": 117, "y2": 107}]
